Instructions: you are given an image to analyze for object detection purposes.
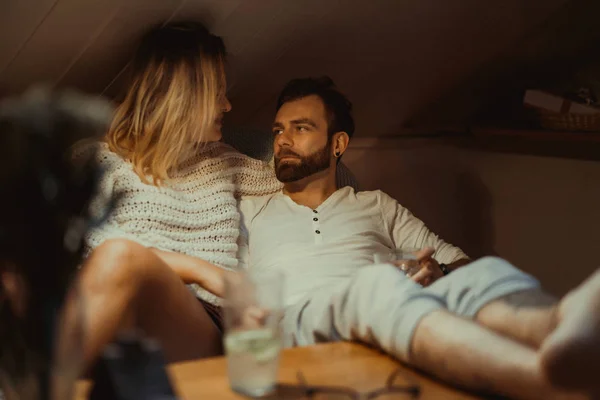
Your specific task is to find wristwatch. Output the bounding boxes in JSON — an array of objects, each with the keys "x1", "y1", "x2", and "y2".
[{"x1": 439, "y1": 263, "x2": 450, "y2": 276}]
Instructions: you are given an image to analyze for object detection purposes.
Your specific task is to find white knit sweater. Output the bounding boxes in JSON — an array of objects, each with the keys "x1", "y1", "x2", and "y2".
[{"x1": 74, "y1": 141, "x2": 283, "y2": 305}]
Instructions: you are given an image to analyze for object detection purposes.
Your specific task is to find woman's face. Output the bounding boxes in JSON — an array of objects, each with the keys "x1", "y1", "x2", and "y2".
[
  {"x1": 207, "y1": 91, "x2": 231, "y2": 142},
  {"x1": 204, "y1": 67, "x2": 232, "y2": 142}
]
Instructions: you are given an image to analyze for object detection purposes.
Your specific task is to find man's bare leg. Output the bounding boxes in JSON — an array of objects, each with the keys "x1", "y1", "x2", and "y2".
[
  {"x1": 452, "y1": 269, "x2": 600, "y2": 392},
  {"x1": 450, "y1": 271, "x2": 600, "y2": 392},
  {"x1": 71, "y1": 239, "x2": 222, "y2": 371},
  {"x1": 409, "y1": 311, "x2": 588, "y2": 400},
  {"x1": 475, "y1": 288, "x2": 559, "y2": 348}
]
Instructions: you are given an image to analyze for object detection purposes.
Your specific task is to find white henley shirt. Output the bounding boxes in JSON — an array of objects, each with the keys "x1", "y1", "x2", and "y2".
[{"x1": 238, "y1": 187, "x2": 467, "y2": 307}]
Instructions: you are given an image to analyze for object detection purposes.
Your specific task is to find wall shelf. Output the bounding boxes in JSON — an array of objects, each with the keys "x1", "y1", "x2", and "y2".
[
  {"x1": 463, "y1": 126, "x2": 600, "y2": 161},
  {"x1": 469, "y1": 127, "x2": 600, "y2": 143},
  {"x1": 381, "y1": 126, "x2": 600, "y2": 161}
]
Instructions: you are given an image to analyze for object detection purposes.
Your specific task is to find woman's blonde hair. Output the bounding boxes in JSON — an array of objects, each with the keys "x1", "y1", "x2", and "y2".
[{"x1": 107, "y1": 21, "x2": 227, "y2": 184}]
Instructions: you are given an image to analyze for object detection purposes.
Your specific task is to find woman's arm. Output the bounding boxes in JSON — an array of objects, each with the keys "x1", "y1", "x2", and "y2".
[
  {"x1": 149, "y1": 249, "x2": 234, "y2": 298},
  {"x1": 227, "y1": 150, "x2": 283, "y2": 198}
]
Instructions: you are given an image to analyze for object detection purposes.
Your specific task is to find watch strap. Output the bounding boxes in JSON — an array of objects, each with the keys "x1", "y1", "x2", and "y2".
[{"x1": 439, "y1": 263, "x2": 450, "y2": 276}]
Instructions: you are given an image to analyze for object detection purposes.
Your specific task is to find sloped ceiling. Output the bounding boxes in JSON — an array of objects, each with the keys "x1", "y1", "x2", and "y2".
[{"x1": 1, "y1": 0, "x2": 598, "y2": 137}]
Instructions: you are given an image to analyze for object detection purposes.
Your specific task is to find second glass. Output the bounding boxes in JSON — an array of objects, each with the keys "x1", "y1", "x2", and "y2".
[
  {"x1": 223, "y1": 270, "x2": 284, "y2": 398},
  {"x1": 374, "y1": 248, "x2": 421, "y2": 277}
]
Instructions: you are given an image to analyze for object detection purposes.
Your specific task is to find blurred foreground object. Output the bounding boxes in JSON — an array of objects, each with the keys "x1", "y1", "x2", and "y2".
[
  {"x1": 0, "y1": 87, "x2": 112, "y2": 399},
  {"x1": 89, "y1": 332, "x2": 177, "y2": 400}
]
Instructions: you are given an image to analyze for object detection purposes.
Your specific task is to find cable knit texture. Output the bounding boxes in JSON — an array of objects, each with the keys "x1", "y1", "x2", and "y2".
[{"x1": 73, "y1": 140, "x2": 283, "y2": 305}]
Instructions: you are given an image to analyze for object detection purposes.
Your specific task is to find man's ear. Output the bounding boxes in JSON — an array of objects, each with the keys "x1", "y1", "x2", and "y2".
[{"x1": 332, "y1": 131, "x2": 350, "y2": 158}]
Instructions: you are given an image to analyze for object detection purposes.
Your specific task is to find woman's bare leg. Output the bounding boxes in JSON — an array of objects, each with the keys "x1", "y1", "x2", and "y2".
[{"x1": 73, "y1": 239, "x2": 222, "y2": 370}]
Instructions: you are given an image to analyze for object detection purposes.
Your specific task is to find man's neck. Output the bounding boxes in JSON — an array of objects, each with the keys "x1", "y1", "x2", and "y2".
[{"x1": 283, "y1": 169, "x2": 337, "y2": 210}]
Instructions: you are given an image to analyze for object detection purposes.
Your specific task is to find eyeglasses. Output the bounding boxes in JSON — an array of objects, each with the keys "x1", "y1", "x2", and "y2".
[{"x1": 294, "y1": 368, "x2": 421, "y2": 400}]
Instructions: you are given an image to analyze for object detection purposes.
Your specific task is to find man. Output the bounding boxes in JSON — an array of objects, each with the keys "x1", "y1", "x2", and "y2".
[{"x1": 238, "y1": 77, "x2": 600, "y2": 399}]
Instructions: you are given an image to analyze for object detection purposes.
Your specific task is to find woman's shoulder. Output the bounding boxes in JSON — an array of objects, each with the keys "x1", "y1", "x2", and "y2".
[{"x1": 71, "y1": 139, "x2": 138, "y2": 190}]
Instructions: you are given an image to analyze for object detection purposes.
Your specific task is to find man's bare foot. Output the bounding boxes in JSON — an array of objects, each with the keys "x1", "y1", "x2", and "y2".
[{"x1": 539, "y1": 269, "x2": 600, "y2": 391}]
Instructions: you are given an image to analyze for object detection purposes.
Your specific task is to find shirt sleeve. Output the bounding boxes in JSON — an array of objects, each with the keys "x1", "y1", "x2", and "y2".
[
  {"x1": 379, "y1": 191, "x2": 468, "y2": 264},
  {"x1": 236, "y1": 194, "x2": 275, "y2": 270},
  {"x1": 236, "y1": 197, "x2": 259, "y2": 270}
]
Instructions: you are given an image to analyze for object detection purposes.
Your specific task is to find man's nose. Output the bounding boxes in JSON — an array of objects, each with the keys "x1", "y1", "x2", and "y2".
[
  {"x1": 275, "y1": 130, "x2": 294, "y2": 152},
  {"x1": 275, "y1": 130, "x2": 293, "y2": 147}
]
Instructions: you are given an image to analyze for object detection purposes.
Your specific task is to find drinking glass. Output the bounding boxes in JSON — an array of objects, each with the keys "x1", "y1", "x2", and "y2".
[
  {"x1": 373, "y1": 248, "x2": 421, "y2": 277},
  {"x1": 223, "y1": 271, "x2": 284, "y2": 397}
]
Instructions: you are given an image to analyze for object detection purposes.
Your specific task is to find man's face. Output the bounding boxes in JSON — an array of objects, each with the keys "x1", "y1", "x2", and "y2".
[{"x1": 272, "y1": 95, "x2": 333, "y2": 183}]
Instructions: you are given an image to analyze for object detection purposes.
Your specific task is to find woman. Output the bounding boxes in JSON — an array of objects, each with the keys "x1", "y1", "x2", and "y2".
[{"x1": 72, "y1": 21, "x2": 282, "y2": 369}]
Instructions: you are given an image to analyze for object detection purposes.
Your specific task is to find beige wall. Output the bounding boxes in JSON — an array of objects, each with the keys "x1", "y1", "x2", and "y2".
[{"x1": 343, "y1": 138, "x2": 600, "y2": 296}]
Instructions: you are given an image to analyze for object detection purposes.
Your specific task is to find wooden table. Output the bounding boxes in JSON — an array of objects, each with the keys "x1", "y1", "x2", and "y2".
[{"x1": 76, "y1": 342, "x2": 483, "y2": 399}]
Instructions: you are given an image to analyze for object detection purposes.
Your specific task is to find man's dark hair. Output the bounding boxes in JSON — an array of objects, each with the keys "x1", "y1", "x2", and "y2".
[{"x1": 276, "y1": 76, "x2": 355, "y2": 139}]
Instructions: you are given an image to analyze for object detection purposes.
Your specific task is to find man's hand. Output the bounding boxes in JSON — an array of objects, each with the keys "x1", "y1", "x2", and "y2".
[
  {"x1": 241, "y1": 305, "x2": 269, "y2": 329},
  {"x1": 393, "y1": 247, "x2": 443, "y2": 287}
]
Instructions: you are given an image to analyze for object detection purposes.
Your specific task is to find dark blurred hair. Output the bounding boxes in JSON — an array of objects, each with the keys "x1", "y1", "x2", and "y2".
[
  {"x1": 0, "y1": 88, "x2": 112, "y2": 397},
  {"x1": 108, "y1": 20, "x2": 228, "y2": 184},
  {"x1": 132, "y1": 21, "x2": 226, "y2": 72},
  {"x1": 276, "y1": 76, "x2": 355, "y2": 139}
]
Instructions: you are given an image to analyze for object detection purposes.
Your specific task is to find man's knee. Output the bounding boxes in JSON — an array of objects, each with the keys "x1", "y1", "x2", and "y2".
[
  {"x1": 327, "y1": 264, "x2": 443, "y2": 359},
  {"x1": 351, "y1": 263, "x2": 424, "y2": 300},
  {"x1": 332, "y1": 264, "x2": 397, "y2": 313},
  {"x1": 340, "y1": 264, "x2": 420, "y2": 317}
]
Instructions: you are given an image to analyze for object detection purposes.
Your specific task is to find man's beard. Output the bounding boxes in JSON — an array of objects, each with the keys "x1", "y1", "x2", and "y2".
[{"x1": 274, "y1": 140, "x2": 332, "y2": 183}]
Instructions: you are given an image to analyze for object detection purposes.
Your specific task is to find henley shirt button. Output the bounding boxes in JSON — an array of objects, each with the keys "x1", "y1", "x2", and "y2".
[
  {"x1": 315, "y1": 230, "x2": 321, "y2": 234},
  {"x1": 313, "y1": 209, "x2": 318, "y2": 213},
  {"x1": 313, "y1": 217, "x2": 318, "y2": 221}
]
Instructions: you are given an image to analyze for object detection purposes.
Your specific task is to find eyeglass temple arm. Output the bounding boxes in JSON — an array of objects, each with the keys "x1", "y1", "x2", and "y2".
[{"x1": 296, "y1": 371, "x2": 359, "y2": 398}]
